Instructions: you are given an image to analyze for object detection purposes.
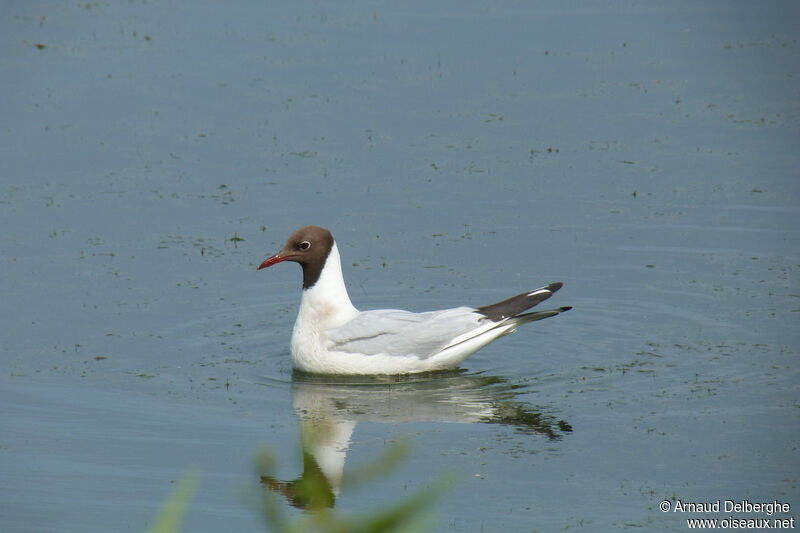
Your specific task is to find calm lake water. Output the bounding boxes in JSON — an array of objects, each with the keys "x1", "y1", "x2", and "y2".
[{"x1": 2, "y1": 1, "x2": 798, "y2": 531}]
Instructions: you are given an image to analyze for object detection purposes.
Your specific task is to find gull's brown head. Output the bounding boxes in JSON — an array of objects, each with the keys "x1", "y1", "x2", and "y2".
[{"x1": 257, "y1": 226, "x2": 335, "y2": 289}]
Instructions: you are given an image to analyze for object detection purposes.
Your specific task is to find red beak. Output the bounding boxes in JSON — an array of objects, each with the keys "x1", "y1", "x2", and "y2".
[{"x1": 257, "y1": 252, "x2": 292, "y2": 270}]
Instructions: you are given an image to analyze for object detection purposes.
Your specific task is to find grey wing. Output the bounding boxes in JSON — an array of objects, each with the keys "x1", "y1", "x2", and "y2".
[{"x1": 327, "y1": 307, "x2": 485, "y2": 358}]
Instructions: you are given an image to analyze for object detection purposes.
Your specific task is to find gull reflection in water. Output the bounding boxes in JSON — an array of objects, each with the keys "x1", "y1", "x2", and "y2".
[{"x1": 260, "y1": 370, "x2": 572, "y2": 510}]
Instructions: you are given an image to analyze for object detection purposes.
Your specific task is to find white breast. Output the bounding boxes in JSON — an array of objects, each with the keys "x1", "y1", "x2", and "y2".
[{"x1": 290, "y1": 242, "x2": 359, "y2": 372}]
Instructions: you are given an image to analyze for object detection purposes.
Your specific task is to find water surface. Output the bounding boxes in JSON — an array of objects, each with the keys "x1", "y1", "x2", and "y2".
[{"x1": 1, "y1": 1, "x2": 798, "y2": 531}]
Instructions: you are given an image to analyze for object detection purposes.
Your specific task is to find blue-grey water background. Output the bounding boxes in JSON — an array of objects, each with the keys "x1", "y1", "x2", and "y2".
[{"x1": 2, "y1": 1, "x2": 798, "y2": 531}]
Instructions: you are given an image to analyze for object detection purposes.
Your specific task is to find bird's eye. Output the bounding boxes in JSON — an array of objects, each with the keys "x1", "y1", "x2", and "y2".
[{"x1": 299, "y1": 241, "x2": 311, "y2": 251}]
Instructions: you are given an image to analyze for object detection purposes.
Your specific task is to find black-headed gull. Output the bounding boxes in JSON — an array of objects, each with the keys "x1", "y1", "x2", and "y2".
[{"x1": 258, "y1": 226, "x2": 570, "y2": 375}]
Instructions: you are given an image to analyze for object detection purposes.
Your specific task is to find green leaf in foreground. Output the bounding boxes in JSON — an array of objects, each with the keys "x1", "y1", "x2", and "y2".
[
  {"x1": 256, "y1": 440, "x2": 454, "y2": 533},
  {"x1": 148, "y1": 472, "x2": 201, "y2": 533}
]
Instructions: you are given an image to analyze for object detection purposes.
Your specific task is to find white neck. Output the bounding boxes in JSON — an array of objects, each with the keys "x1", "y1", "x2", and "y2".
[{"x1": 297, "y1": 242, "x2": 358, "y2": 328}]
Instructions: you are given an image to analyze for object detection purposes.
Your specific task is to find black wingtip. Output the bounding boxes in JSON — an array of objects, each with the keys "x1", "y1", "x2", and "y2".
[
  {"x1": 476, "y1": 283, "x2": 567, "y2": 322},
  {"x1": 559, "y1": 306, "x2": 572, "y2": 312},
  {"x1": 547, "y1": 282, "x2": 564, "y2": 293}
]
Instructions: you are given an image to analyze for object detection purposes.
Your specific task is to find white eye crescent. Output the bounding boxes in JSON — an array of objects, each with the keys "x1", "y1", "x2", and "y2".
[{"x1": 299, "y1": 241, "x2": 311, "y2": 251}]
